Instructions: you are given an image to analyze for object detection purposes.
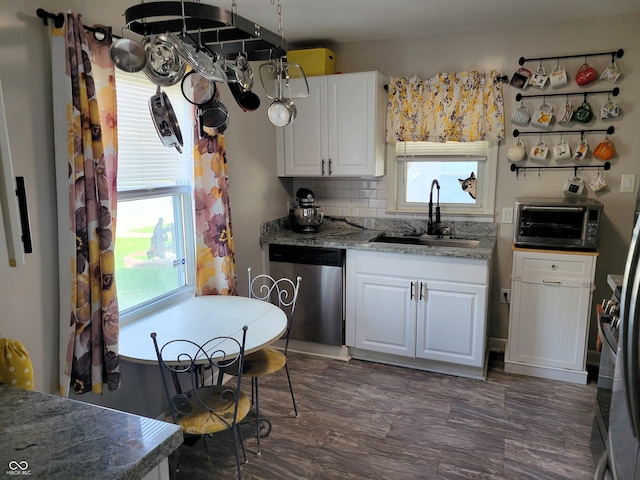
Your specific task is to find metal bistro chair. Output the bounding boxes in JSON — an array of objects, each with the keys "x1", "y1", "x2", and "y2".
[
  {"x1": 151, "y1": 327, "x2": 250, "y2": 480},
  {"x1": 232, "y1": 267, "x2": 301, "y2": 455}
]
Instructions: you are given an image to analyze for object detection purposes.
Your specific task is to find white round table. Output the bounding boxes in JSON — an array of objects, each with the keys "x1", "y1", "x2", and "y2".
[{"x1": 119, "y1": 295, "x2": 287, "y2": 365}]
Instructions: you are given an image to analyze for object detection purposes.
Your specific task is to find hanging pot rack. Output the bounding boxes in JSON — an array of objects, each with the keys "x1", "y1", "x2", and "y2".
[
  {"x1": 124, "y1": 1, "x2": 287, "y2": 61},
  {"x1": 515, "y1": 88, "x2": 619, "y2": 102},
  {"x1": 513, "y1": 126, "x2": 615, "y2": 138},
  {"x1": 518, "y1": 49, "x2": 624, "y2": 66}
]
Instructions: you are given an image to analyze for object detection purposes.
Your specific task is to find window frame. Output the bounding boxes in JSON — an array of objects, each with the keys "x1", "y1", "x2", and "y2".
[
  {"x1": 114, "y1": 71, "x2": 196, "y2": 324},
  {"x1": 386, "y1": 141, "x2": 498, "y2": 216}
]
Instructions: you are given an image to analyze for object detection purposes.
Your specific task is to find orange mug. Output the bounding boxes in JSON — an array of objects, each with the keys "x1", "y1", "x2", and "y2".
[{"x1": 593, "y1": 138, "x2": 616, "y2": 161}]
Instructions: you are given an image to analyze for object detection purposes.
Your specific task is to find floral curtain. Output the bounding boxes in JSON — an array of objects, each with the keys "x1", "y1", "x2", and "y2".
[
  {"x1": 51, "y1": 13, "x2": 120, "y2": 396},
  {"x1": 386, "y1": 70, "x2": 504, "y2": 143},
  {"x1": 193, "y1": 128, "x2": 237, "y2": 296}
]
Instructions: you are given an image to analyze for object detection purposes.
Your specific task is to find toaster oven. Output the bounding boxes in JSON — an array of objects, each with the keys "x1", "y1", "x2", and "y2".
[{"x1": 514, "y1": 197, "x2": 603, "y2": 251}]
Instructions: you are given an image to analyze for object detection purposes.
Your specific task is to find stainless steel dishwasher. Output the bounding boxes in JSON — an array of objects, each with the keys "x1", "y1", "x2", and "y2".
[{"x1": 268, "y1": 244, "x2": 344, "y2": 345}]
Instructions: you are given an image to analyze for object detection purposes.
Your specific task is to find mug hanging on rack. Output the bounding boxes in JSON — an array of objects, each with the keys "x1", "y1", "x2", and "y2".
[
  {"x1": 553, "y1": 137, "x2": 572, "y2": 161},
  {"x1": 575, "y1": 62, "x2": 598, "y2": 86},
  {"x1": 590, "y1": 172, "x2": 609, "y2": 192},
  {"x1": 511, "y1": 101, "x2": 531, "y2": 125},
  {"x1": 593, "y1": 136, "x2": 616, "y2": 161},
  {"x1": 530, "y1": 64, "x2": 549, "y2": 89},
  {"x1": 601, "y1": 60, "x2": 621, "y2": 83},
  {"x1": 532, "y1": 102, "x2": 553, "y2": 127},
  {"x1": 550, "y1": 62, "x2": 568, "y2": 88},
  {"x1": 510, "y1": 68, "x2": 531, "y2": 89}
]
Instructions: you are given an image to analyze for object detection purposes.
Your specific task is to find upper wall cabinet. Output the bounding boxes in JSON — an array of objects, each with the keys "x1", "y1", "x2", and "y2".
[{"x1": 276, "y1": 71, "x2": 387, "y2": 177}]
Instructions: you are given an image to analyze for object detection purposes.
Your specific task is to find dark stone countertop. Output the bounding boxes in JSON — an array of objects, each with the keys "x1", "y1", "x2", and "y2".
[
  {"x1": 0, "y1": 386, "x2": 182, "y2": 480},
  {"x1": 260, "y1": 216, "x2": 496, "y2": 260}
]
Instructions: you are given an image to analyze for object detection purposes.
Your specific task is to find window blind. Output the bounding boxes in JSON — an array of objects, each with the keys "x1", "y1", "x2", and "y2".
[
  {"x1": 395, "y1": 141, "x2": 488, "y2": 160},
  {"x1": 115, "y1": 71, "x2": 194, "y2": 191}
]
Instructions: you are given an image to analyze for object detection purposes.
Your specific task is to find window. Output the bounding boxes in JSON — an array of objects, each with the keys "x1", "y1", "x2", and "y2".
[
  {"x1": 114, "y1": 70, "x2": 195, "y2": 318},
  {"x1": 386, "y1": 141, "x2": 497, "y2": 216}
]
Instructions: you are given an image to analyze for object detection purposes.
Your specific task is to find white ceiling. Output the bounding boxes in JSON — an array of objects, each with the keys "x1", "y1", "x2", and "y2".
[{"x1": 211, "y1": 0, "x2": 640, "y2": 46}]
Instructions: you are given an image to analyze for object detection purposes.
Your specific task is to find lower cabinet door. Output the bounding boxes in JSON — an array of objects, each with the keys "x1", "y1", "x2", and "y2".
[
  {"x1": 416, "y1": 280, "x2": 487, "y2": 367},
  {"x1": 353, "y1": 273, "x2": 416, "y2": 357},
  {"x1": 508, "y1": 278, "x2": 591, "y2": 371}
]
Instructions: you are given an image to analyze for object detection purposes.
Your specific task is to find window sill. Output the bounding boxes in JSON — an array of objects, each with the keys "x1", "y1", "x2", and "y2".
[{"x1": 119, "y1": 288, "x2": 195, "y2": 327}]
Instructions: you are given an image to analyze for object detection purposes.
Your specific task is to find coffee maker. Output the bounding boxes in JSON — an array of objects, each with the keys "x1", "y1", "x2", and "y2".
[{"x1": 293, "y1": 188, "x2": 323, "y2": 233}]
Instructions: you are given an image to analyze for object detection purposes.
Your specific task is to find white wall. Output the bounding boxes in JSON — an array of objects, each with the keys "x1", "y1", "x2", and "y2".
[{"x1": 0, "y1": 1, "x2": 637, "y2": 406}]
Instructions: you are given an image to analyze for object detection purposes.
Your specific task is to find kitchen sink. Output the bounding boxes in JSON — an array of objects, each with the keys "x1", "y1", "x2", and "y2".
[{"x1": 369, "y1": 233, "x2": 480, "y2": 248}]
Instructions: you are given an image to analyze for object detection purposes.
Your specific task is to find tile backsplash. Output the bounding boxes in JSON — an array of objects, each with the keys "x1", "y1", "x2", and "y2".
[{"x1": 292, "y1": 177, "x2": 493, "y2": 223}]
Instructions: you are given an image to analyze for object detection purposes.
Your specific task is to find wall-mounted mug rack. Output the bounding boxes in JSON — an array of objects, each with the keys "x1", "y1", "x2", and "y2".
[
  {"x1": 513, "y1": 126, "x2": 615, "y2": 138},
  {"x1": 510, "y1": 162, "x2": 611, "y2": 178},
  {"x1": 515, "y1": 88, "x2": 619, "y2": 102},
  {"x1": 518, "y1": 49, "x2": 624, "y2": 66}
]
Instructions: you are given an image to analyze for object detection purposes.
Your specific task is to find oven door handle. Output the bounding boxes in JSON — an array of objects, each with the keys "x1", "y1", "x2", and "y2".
[
  {"x1": 521, "y1": 206, "x2": 585, "y2": 212},
  {"x1": 543, "y1": 280, "x2": 562, "y2": 285}
]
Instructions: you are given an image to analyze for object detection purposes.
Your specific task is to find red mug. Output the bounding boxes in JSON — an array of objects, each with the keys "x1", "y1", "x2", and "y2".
[{"x1": 575, "y1": 63, "x2": 598, "y2": 86}]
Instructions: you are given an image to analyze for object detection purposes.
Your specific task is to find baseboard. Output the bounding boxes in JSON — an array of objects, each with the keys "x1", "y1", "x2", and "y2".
[{"x1": 489, "y1": 338, "x2": 600, "y2": 368}]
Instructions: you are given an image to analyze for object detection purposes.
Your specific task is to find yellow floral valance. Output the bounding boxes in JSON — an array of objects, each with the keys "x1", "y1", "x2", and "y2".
[{"x1": 386, "y1": 70, "x2": 505, "y2": 143}]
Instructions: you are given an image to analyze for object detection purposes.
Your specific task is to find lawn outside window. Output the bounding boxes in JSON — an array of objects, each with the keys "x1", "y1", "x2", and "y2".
[
  {"x1": 386, "y1": 141, "x2": 498, "y2": 216},
  {"x1": 114, "y1": 70, "x2": 196, "y2": 322}
]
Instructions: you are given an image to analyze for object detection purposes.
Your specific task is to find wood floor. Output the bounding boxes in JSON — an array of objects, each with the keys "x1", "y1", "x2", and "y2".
[{"x1": 172, "y1": 352, "x2": 599, "y2": 479}]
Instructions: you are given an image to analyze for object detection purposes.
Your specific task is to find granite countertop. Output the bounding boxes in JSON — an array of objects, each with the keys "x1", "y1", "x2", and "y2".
[
  {"x1": 0, "y1": 386, "x2": 182, "y2": 480},
  {"x1": 260, "y1": 216, "x2": 496, "y2": 260}
]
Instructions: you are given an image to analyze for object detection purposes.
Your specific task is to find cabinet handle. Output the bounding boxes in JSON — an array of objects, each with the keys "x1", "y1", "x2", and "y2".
[
  {"x1": 419, "y1": 282, "x2": 424, "y2": 300},
  {"x1": 543, "y1": 280, "x2": 562, "y2": 285},
  {"x1": 410, "y1": 282, "x2": 415, "y2": 300},
  {"x1": 328, "y1": 159, "x2": 333, "y2": 175},
  {"x1": 321, "y1": 159, "x2": 325, "y2": 175}
]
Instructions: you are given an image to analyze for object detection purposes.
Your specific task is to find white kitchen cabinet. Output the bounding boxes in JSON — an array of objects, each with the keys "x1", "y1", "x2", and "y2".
[
  {"x1": 276, "y1": 71, "x2": 386, "y2": 177},
  {"x1": 346, "y1": 250, "x2": 490, "y2": 378},
  {"x1": 505, "y1": 249, "x2": 597, "y2": 384}
]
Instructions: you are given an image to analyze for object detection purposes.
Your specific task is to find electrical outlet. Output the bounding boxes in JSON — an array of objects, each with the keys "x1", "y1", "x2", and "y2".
[
  {"x1": 501, "y1": 289, "x2": 510, "y2": 304},
  {"x1": 502, "y1": 207, "x2": 513, "y2": 224}
]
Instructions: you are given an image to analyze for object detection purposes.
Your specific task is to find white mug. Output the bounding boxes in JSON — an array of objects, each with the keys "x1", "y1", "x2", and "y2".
[
  {"x1": 530, "y1": 140, "x2": 548, "y2": 161},
  {"x1": 590, "y1": 174, "x2": 608, "y2": 193},
  {"x1": 553, "y1": 140, "x2": 571, "y2": 161},
  {"x1": 600, "y1": 62, "x2": 621, "y2": 83},
  {"x1": 532, "y1": 103, "x2": 553, "y2": 127},
  {"x1": 529, "y1": 66, "x2": 549, "y2": 89},
  {"x1": 550, "y1": 65, "x2": 568, "y2": 88},
  {"x1": 601, "y1": 100, "x2": 620, "y2": 120},
  {"x1": 508, "y1": 139, "x2": 526, "y2": 162},
  {"x1": 573, "y1": 139, "x2": 589, "y2": 161},
  {"x1": 564, "y1": 175, "x2": 585, "y2": 195}
]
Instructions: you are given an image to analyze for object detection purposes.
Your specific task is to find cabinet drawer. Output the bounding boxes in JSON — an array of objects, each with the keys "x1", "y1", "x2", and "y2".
[{"x1": 513, "y1": 251, "x2": 596, "y2": 282}]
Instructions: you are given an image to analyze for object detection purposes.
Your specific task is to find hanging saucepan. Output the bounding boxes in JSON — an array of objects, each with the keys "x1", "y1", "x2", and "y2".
[
  {"x1": 142, "y1": 34, "x2": 186, "y2": 86},
  {"x1": 149, "y1": 86, "x2": 183, "y2": 152},
  {"x1": 110, "y1": 35, "x2": 147, "y2": 73},
  {"x1": 267, "y1": 97, "x2": 296, "y2": 127},
  {"x1": 227, "y1": 82, "x2": 261, "y2": 112},
  {"x1": 180, "y1": 70, "x2": 228, "y2": 133},
  {"x1": 200, "y1": 98, "x2": 229, "y2": 130}
]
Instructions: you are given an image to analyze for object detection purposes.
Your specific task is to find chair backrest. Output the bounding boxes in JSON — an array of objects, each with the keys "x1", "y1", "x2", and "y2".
[
  {"x1": 248, "y1": 267, "x2": 302, "y2": 352},
  {"x1": 150, "y1": 326, "x2": 248, "y2": 430}
]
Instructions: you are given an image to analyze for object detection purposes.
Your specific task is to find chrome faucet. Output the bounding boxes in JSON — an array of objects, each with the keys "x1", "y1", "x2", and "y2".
[{"x1": 427, "y1": 179, "x2": 441, "y2": 235}]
